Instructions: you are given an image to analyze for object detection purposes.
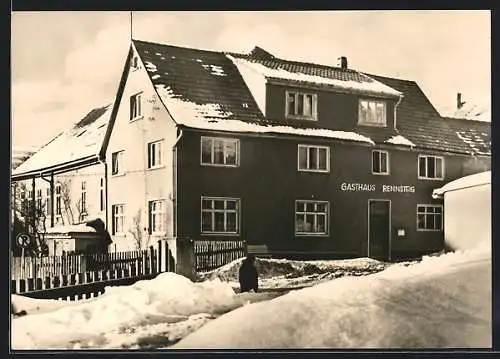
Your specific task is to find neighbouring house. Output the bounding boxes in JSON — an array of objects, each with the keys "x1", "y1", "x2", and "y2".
[
  {"x1": 11, "y1": 105, "x2": 112, "y2": 253},
  {"x1": 98, "y1": 39, "x2": 491, "y2": 260},
  {"x1": 432, "y1": 171, "x2": 491, "y2": 252}
]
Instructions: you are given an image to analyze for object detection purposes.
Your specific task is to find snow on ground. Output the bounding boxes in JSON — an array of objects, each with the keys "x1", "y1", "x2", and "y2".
[
  {"x1": 11, "y1": 273, "x2": 282, "y2": 350},
  {"x1": 175, "y1": 245, "x2": 491, "y2": 349},
  {"x1": 12, "y1": 295, "x2": 79, "y2": 316},
  {"x1": 197, "y1": 256, "x2": 399, "y2": 290}
]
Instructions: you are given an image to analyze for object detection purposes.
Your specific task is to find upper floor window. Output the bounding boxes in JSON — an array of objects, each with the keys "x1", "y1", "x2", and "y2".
[
  {"x1": 201, "y1": 197, "x2": 240, "y2": 234},
  {"x1": 112, "y1": 204, "x2": 125, "y2": 235},
  {"x1": 286, "y1": 91, "x2": 318, "y2": 120},
  {"x1": 201, "y1": 137, "x2": 239, "y2": 167},
  {"x1": 358, "y1": 99, "x2": 386, "y2": 127},
  {"x1": 298, "y1": 145, "x2": 329, "y2": 172},
  {"x1": 295, "y1": 200, "x2": 329, "y2": 236},
  {"x1": 130, "y1": 93, "x2": 142, "y2": 121},
  {"x1": 80, "y1": 181, "x2": 87, "y2": 217},
  {"x1": 418, "y1": 155, "x2": 444, "y2": 180},
  {"x1": 45, "y1": 188, "x2": 52, "y2": 216},
  {"x1": 148, "y1": 140, "x2": 164, "y2": 169},
  {"x1": 417, "y1": 205, "x2": 443, "y2": 231},
  {"x1": 100, "y1": 178, "x2": 105, "y2": 211},
  {"x1": 55, "y1": 184, "x2": 62, "y2": 216},
  {"x1": 372, "y1": 150, "x2": 389, "y2": 175},
  {"x1": 149, "y1": 200, "x2": 166, "y2": 234},
  {"x1": 36, "y1": 189, "x2": 42, "y2": 212},
  {"x1": 111, "y1": 150, "x2": 124, "y2": 176}
]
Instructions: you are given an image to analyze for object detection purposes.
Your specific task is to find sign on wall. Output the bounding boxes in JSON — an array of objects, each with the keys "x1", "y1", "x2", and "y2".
[{"x1": 341, "y1": 182, "x2": 416, "y2": 193}]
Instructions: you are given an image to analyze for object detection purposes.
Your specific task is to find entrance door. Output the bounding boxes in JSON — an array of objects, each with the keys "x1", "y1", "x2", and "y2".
[{"x1": 368, "y1": 200, "x2": 391, "y2": 260}]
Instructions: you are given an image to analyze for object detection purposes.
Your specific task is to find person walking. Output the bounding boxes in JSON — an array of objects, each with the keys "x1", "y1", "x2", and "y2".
[{"x1": 239, "y1": 254, "x2": 259, "y2": 293}]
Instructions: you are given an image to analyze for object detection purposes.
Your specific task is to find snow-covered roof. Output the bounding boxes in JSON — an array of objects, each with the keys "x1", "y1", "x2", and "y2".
[
  {"x1": 45, "y1": 223, "x2": 98, "y2": 234},
  {"x1": 12, "y1": 147, "x2": 38, "y2": 170},
  {"x1": 446, "y1": 102, "x2": 490, "y2": 123},
  {"x1": 13, "y1": 105, "x2": 112, "y2": 177},
  {"x1": 384, "y1": 134, "x2": 415, "y2": 147},
  {"x1": 227, "y1": 54, "x2": 402, "y2": 98},
  {"x1": 432, "y1": 171, "x2": 491, "y2": 198}
]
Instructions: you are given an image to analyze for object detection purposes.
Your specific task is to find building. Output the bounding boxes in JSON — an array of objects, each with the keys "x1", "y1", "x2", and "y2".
[
  {"x1": 432, "y1": 171, "x2": 491, "y2": 251},
  {"x1": 13, "y1": 39, "x2": 491, "y2": 260},
  {"x1": 12, "y1": 104, "x2": 112, "y2": 238}
]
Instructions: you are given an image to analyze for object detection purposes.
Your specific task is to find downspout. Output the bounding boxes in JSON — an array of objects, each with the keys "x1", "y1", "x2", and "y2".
[
  {"x1": 31, "y1": 177, "x2": 36, "y2": 234},
  {"x1": 98, "y1": 156, "x2": 108, "y2": 231},
  {"x1": 173, "y1": 127, "x2": 184, "y2": 237},
  {"x1": 393, "y1": 94, "x2": 403, "y2": 130}
]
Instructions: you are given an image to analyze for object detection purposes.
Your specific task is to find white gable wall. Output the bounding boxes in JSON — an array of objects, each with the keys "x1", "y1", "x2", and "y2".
[{"x1": 106, "y1": 44, "x2": 178, "y2": 252}]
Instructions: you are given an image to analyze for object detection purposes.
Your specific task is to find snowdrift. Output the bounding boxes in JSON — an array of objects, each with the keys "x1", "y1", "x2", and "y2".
[{"x1": 175, "y1": 246, "x2": 491, "y2": 349}]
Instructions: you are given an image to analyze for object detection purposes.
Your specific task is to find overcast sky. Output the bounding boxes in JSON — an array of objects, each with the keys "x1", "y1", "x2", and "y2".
[{"x1": 11, "y1": 10, "x2": 491, "y2": 150}]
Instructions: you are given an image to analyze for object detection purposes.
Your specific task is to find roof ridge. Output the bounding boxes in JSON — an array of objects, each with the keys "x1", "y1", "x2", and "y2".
[{"x1": 132, "y1": 38, "x2": 232, "y2": 56}]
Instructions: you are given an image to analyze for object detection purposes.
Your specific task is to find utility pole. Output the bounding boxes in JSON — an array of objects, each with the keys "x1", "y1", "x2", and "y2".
[{"x1": 130, "y1": 11, "x2": 133, "y2": 40}]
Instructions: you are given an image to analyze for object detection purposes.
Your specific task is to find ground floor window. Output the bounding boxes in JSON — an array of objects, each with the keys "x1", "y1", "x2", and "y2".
[
  {"x1": 112, "y1": 204, "x2": 125, "y2": 234},
  {"x1": 295, "y1": 200, "x2": 329, "y2": 235},
  {"x1": 201, "y1": 197, "x2": 240, "y2": 234},
  {"x1": 417, "y1": 204, "x2": 443, "y2": 231},
  {"x1": 149, "y1": 200, "x2": 166, "y2": 234}
]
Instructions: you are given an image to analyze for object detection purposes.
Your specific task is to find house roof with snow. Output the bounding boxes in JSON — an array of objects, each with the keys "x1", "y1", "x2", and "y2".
[
  {"x1": 12, "y1": 104, "x2": 112, "y2": 180},
  {"x1": 442, "y1": 117, "x2": 491, "y2": 156},
  {"x1": 432, "y1": 170, "x2": 490, "y2": 198}
]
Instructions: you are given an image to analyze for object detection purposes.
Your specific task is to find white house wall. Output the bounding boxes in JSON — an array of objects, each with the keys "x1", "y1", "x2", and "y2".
[
  {"x1": 106, "y1": 45, "x2": 177, "y2": 252},
  {"x1": 444, "y1": 184, "x2": 491, "y2": 251}
]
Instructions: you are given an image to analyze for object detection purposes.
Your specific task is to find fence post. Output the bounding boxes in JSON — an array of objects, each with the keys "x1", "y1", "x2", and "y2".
[
  {"x1": 157, "y1": 240, "x2": 163, "y2": 273},
  {"x1": 176, "y1": 237, "x2": 196, "y2": 280},
  {"x1": 149, "y1": 246, "x2": 155, "y2": 274}
]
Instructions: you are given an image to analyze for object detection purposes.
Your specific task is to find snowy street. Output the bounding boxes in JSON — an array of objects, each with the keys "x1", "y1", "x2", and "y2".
[{"x1": 11, "y1": 245, "x2": 490, "y2": 350}]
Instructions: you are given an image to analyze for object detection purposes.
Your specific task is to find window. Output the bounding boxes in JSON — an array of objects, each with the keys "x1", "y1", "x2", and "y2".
[
  {"x1": 131, "y1": 56, "x2": 139, "y2": 69},
  {"x1": 295, "y1": 200, "x2": 329, "y2": 235},
  {"x1": 201, "y1": 197, "x2": 240, "y2": 234},
  {"x1": 36, "y1": 189, "x2": 42, "y2": 212},
  {"x1": 130, "y1": 93, "x2": 142, "y2": 121},
  {"x1": 112, "y1": 204, "x2": 125, "y2": 235},
  {"x1": 46, "y1": 188, "x2": 52, "y2": 216},
  {"x1": 201, "y1": 137, "x2": 239, "y2": 166},
  {"x1": 286, "y1": 91, "x2": 318, "y2": 120},
  {"x1": 417, "y1": 205, "x2": 443, "y2": 231},
  {"x1": 418, "y1": 155, "x2": 444, "y2": 180},
  {"x1": 100, "y1": 178, "x2": 105, "y2": 211},
  {"x1": 372, "y1": 150, "x2": 389, "y2": 175},
  {"x1": 55, "y1": 184, "x2": 62, "y2": 216},
  {"x1": 80, "y1": 181, "x2": 87, "y2": 215},
  {"x1": 149, "y1": 200, "x2": 166, "y2": 234},
  {"x1": 111, "y1": 151, "x2": 124, "y2": 176},
  {"x1": 358, "y1": 99, "x2": 386, "y2": 126},
  {"x1": 148, "y1": 140, "x2": 164, "y2": 169},
  {"x1": 298, "y1": 145, "x2": 329, "y2": 172}
]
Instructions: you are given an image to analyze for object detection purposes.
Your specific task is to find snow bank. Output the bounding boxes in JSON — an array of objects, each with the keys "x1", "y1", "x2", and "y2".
[
  {"x1": 175, "y1": 247, "x2": 491, "y2": 349},
  {"x1": 11, "y1": 294, "x2": 79, "y2": 316},
  {"x1": 11, "y1": 273, "x2": 245, "y2": 349},
  {"x1": 227, "y1": 55, "x2": 402, "y2": 97},
  {"x1": 433, "y1": 170, "x2": 490, "y2": 198}
]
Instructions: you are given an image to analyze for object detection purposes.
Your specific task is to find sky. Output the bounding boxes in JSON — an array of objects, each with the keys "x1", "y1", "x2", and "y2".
[{"x1": 11, "y1": 10, "x2": 491, "y2": 150}]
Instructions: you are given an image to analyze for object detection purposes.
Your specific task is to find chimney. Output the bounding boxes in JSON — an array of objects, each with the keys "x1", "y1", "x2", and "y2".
[
  {"x1": 457, "y1": 92, "x2": 465, "y2": 110},
  {"x1": 338, "y1": 56, "x2": 348, "y2": 70}
]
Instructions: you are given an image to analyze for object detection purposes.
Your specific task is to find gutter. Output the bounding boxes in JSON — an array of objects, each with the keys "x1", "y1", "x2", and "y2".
[{"x1": 393, "y1": 94, "x2": 404, "y2": 130}]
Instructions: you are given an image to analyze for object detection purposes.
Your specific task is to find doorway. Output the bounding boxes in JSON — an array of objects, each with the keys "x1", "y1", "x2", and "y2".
[{"x1": 368, "y1": 199, "x2": 391, "y2": 261}]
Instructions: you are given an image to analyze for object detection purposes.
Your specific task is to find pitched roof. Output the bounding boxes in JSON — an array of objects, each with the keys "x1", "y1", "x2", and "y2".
[
  {"x1": 12, "y1": 104, "x2": 111, "y2": 177},
  {"x1": 366, "y1": 74, "x2": 474, "y2": 154},
  {"x1": 442, "y1": 117, "x2": 491, "y2": 156}
]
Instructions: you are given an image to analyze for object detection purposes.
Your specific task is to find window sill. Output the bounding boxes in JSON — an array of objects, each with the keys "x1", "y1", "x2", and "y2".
[
  {"x1": 201, "y1": 232, "x2": 240, "y2": 236},
  {"x1": 372, "y1": 172, "x2": 390, "y2": 176},
  {"x1": 111, "y1": 173, "x2": 126, "y2": 178},
  {"x1": 295, "y1": 233, "x2": 329, "y2": 237},
  {"x1": 418, "y1": 176, "x2": 444, "y2": 181},
  {"x1": 357, "y1": 122, "x2": 387, "y2": 127},
  {"x1": 416, "y1": 229, "x2": 443, "y2": 232},
  {"x1": 147, "y1": 165, "x2": 166, "y2": 172},
  {"x1": 200, "y1": 163, "x2": 240, "y2": 168},
  {"x1": 286, "y1": 115, "x2": 317, "y2": 121},
  {"x1": 129, "y1": 115, "x2": 144, "y2": 123},
  {"x1": 298, "y1": 169, "x2": 330, "y2": 173}
]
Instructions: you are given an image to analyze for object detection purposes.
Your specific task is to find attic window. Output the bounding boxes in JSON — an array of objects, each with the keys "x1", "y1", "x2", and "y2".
[
  {"x1": 130, "y1": 93, "x2": 142, "y2": 121},
  {"x1": 358, "y1": 99, "x2": 386, "y2": 127},
  {"x1": 286, "y1": 91, "x2": 318, "y2": 121},
  {"x1": 131, "y1": 56, "x2": 139, "y2": 70}
]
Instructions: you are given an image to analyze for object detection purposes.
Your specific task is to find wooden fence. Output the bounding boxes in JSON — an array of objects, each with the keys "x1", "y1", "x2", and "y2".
[
  {"x1": 194, "y1": 240, "x2": 246, "y2": 272},
  {"x1": 11, "y1": 240, "x2": 175, "y2": 301}
]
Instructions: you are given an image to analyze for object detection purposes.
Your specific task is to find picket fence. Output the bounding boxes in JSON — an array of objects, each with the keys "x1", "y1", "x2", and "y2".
[
  {"x1": 194, "y1": 240, "x2": 246, "y2": 272},
  {"x1": 11, "y1": 240, "x2": 175, "y2": 301}
]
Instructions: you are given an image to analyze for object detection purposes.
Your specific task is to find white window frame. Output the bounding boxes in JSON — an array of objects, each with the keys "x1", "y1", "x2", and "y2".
[
  {"x1": 285, "y1": 91, "x2": 318, "y2": 121},
  {"x1": 418, "y1": 155, "x2": 445, "y2": 180},
  {"x1": 55, "y1": 184, "x2": 62, "y2": 216},
  {"x1": 99, "y1": 178, "x2": 105, "y2": 211},
  {"x1": 297, "y1": 144, "x2": 330, "y2": 173},
  {"x1": 130, "y1": 92, "x2": 143, "y2": 121},
  {"x1": 45, "y1": 188, "x2": 52, "y2": 216},
  {"x1": 149, "y1": 199, "x2": 166, "y2": 234},
  {"x1": 147, "y1": 140, "x2": 164, "y2": 169},
  {"x1": 112, "y1": 204, "x2": 125, "y2": 235},
  {"x1": 111, "y1": 150, "x2": 124, "y2": 176},
  {"x1": 80, "y1": 181, "x2": 87, "y2": 215},
  {"x1": 200, "y1": 137, "x2": 240, "y2": 167},
  {"x1": 372, "y1": 150, "x2": 390, "y2": 175},
  {"x1": 295, "y1": 200, "x2": 330, "y2": 236},
  {"x1": 200, "y1": 197, "x2": 240, "y2": 235},
  {"x1": 416, "y1": 204, "x2": 443, "y2": 232},
  {"x1": 358, "y1": 99, "x2": 387, "y2": 127}
]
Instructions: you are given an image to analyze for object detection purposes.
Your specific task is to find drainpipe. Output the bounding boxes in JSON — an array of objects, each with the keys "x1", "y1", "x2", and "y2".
[
  {"x1": 40, "y1": 172, "x2": 54, "y2": 228},
  {"x1": 393, "y1": 94, "x2": 404, "y2": 130},
  {"x1": 98, "y1": 156, "x2": 108, "y2": 231},
  {"x1": 173, "y1": 127, "x2": 184, "y2": 238},
  {"x1": 31, "y1": 177, "x2": 36, "y2": 234}
]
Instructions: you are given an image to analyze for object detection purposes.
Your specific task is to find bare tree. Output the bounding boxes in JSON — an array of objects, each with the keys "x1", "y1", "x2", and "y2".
[
  {"x1": 59, "y1": 179, "x2": 75, "y2": 225},
  {"x1": 129, "y1": 209, "x2": 150, "y2": 250}
]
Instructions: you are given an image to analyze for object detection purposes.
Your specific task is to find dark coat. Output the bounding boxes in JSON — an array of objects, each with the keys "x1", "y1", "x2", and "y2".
[{"x1": 239, "y1": 256, "x2": 258, "y2": 293}]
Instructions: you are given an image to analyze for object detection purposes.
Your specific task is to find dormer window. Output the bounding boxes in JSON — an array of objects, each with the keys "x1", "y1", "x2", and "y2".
[
  {"x1": 358, "y1": 99, "x2": 386, "y2": 127},
  {"x1": 286, "y1": 91, "x2": 318, "y2": 121}
]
